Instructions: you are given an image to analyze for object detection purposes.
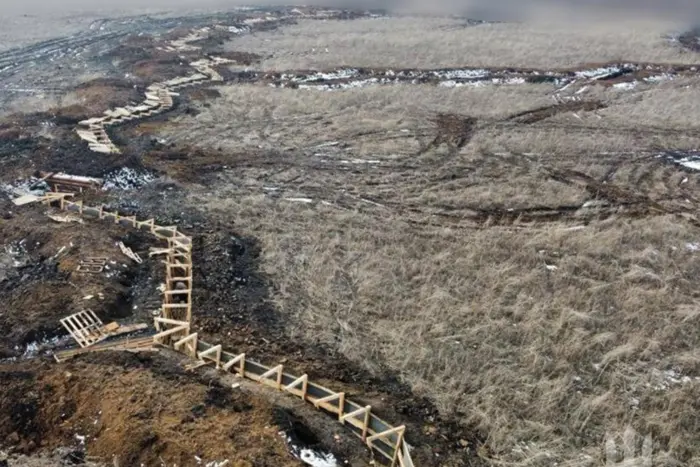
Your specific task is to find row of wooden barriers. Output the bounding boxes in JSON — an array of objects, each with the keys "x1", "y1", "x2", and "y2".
[{"x1": 39, "y1": 192, "x2": 415, "y2": 467}]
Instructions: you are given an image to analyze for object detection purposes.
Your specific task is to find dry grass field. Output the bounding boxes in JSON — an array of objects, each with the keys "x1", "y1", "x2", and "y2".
[
  {"x1": 230, "y1": 17, "x2": 696, "y2": 70},
  {"x1": 150, "y1": 14, "x2": 700, "y2": 466}
]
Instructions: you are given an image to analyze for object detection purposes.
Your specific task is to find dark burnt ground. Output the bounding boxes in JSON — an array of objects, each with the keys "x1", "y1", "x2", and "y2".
[
  {"x1": 0, "y1": 199, "x2": 160, "y2": 359},
  {"x1": 679, "y1": 28, "x2": 700, "y2": 53}
]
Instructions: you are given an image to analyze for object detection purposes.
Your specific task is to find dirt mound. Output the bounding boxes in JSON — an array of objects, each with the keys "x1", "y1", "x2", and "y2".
[{"x1": 0, "y1": 356, "x2": 301, "y2": 466}]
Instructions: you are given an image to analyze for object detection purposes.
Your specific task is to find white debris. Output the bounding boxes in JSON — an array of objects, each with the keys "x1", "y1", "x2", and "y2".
[
  {"x1": 75, "y1": 434, "x2": 86, "y2": 445},
  {"x1": 685, "y1": 242, "x2": 700, "y2": 252},
  {"x1": 545, "y1": 264, "x2": 558, "y2": 271},
  {"x1": 205, "y1": 461, "x2": 229, "y2": 467}
]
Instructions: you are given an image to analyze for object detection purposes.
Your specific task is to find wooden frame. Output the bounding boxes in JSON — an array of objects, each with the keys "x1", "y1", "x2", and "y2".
[
  {"x1": 313, "y1": 392, "x2": 346, "y2": 420},
  {"x1": 60, "y1": 310, "x2": 106, "y2": 348},
  {"x1": 285, "y1": 374, "x2": 309, "y2": 400},
  {"x1": 198, "y1": 345, "x2": 222, "y2": 369},
  {"x1": 222, "y1": 353, "x2": 245, "y2": 374},
  {"x1": 259, "y1": 365, "x2": 284, "y2": 390},
  {"x1": 340, "y1": 406, "x2": 372, "y2": 441}
]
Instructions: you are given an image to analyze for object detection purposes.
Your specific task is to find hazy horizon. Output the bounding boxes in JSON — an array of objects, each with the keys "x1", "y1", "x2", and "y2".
[{"x1": 0, "y1": 0, "x2": 697, "y2": 24}]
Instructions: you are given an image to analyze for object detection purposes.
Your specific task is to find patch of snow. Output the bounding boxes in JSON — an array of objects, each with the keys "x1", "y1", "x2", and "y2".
[
  {"x1": 647, "y1": 368, "x2": 700, "y2": 391},
  {"x1": 102, "y1": 167, "x2": 156, "y2": 190},
  {"x1": 1, "y1": 177, "x2": 49, "y2": 199},
  {"x1": 613, "y1": 81, "x2": 638, "y2": 90},
  {"x1": 294, "y1": 69, "x2": 359, "y2": 83},
  {"x1": 545, "y1": 264, "x2": 558, "y2": 271},
  {"x1": 339, "y1": 159, "x2": 381, "y2": 165},
  {"x1": 284, "y1": 198, "x2": 313, "y2": 203},
  {"x1": 685, "y1": 242, "x2": 700, "y2": 252},
  {"x1": 575, "y1": 66, "x2": 621, "y2": 79},
  {"x1": 644, "y1": 74, "x2": 673, "y2": 83},
  {"x1": 435, "y1": 69, "x2": 490, "y2": 80}
]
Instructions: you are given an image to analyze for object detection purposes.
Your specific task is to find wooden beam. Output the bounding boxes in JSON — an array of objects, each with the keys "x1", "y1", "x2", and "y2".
[
  {"x1": 152, "y1": 324, "x2": 189, "y2": 342},
  {"x1": 222, "y1": 353, "x2": 245, "y2": 374},
  {"x1": 284, "y1": 374, "x2": 309, "y2": 400},
  {"x1": 154, "y1": 317, "x2": 190, "y2": 327},
  {"x1": 259, "y1": 365, "x2": 284, "y2": 390},
  {"x1": 313, "y1": 392, "x2": 345, "y2": 419},
  {"x1": 198, "y1": 345, "x2": 222, "y2": 369},
  {"x1": 340, "y1": 405, "x2": 372, "y2": 440},
  {"x1": 367, "y1": 425, "x2": 405, "y2": 444}
]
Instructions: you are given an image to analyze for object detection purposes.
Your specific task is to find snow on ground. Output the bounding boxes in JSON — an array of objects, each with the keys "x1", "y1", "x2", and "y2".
[
  {"x1": 1, "y1": 177, "x2": 48, "y2": 199},
  {"x1": 575, "y1": 66, "x2": 622, "y2": 79},
  {"x1": 613, "y1": 81, "x2": 638, "y2": 90},
  {"x1": 658, "y1": 151, "x2": 700, "y2": 171},
  {"x1": 647, "y1": 368, "x2": 700, "y2": 391},
  {"x1": 102, "y1": 167, "x2": 156, "y2": 190}
]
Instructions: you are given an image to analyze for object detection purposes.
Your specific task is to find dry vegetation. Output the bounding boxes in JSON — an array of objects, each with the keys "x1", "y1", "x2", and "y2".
[
  {"x1": 230, "y1": 17, "x2": 695, "y2": 70},
  {"x1": 147, "y1": 16, "x2": 700, "y2": 465}
]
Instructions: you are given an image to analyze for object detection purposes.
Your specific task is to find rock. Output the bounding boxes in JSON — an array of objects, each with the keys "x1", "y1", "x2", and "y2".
[{"x1": 5, "y1": 432, "x2": 19, "y2": 445}]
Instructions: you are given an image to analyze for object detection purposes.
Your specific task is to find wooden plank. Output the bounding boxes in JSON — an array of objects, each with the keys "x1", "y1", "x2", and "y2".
[
  {"x1": 154, "y1": 317, "x2": 189, "y2": 327},
  {"x1": 152, "y1": 324, "x2": 189, "y2": 342},
  {"x1": 12, "y1": 195, "x2": 39, "y2": 206}
]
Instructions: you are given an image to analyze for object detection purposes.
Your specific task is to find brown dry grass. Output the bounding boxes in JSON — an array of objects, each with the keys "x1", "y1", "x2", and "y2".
[
  {"x1": 10, "y1": 9, "x2": 696, "y2": 466},
  {"x1": 229, "y1": 17, "x2": 695, "y2": 70},
  {"x1": 151, "y1": 25, "x2": 700, "y2": 461}
]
